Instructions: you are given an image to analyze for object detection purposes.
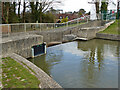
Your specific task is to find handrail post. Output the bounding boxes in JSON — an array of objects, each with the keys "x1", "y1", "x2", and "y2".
[
  {"x1": 40, "y1": 24, "x2": 41, "y2": 31},
  {"x1": 67, "y1": 22, "x2": 68, "y2": 28},
  {"x1": 8, "y1": 24, "x2": 10, "y2": 36},
  {"x1": 87, "y1": 17, "x2": 88, "y2": 23},
  {"x1": 54, "y1": 23, "x2": 55, "y2": 29},
  {"x1": 77, "y1": 19, "x2": 79, "y2": 25},
  {"x1": 24, "y1": 23, "x2": 26, "y2": 32}
]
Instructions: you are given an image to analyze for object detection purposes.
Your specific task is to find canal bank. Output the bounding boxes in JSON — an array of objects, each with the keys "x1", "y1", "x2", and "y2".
[
  {"x1": 28, "y1": 39, "x2": 119, "y2": 88},
  {"x1": 2, "y1": 38, "x2": 119, "y2": 88},
  {"x1": 1, "y1": 20, "x2": 119, "y2": 88},
  {"x1": 30, "y1": 20, "x2": 112, "y2": 43},
  {"x1": 1, "y1": 20, "x2": 115, "y2": 58},
  {"x1": 9, "y1": 53, "x2": 62, "y2": 88},
  {"x1": 2, "y1": 57, "x2": 40, "y2": 88},
  {"x1": 2, "y1": 37, "x2": 119, "y2": 88},
  {"x1": 96, "y1": 33, "x2": 120, "y2": 41},
  {"x1": 96, "y1": 20, "x2": 120, "y2": 41}
]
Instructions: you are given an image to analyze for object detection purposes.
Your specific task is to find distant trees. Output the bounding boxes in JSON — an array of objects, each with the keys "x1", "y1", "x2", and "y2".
[
  {"x1": 117, "y1": 0, "x2": 120, "y2": 19},
  {"x1": 95, "y1": 1, "x2": 99, "y2": 14},
  {"x1": 78, "y1": 9, "x2": 86, "y2": 17},
  {"x1": 101, "y1": 0, "x2": 108, "y2": 20},
  {"x1": 101, "y1": 1, "x2": 108, "y2": 12},
  {"x1": 2, "y1": 0, "x2": 61, "y2": 24}
]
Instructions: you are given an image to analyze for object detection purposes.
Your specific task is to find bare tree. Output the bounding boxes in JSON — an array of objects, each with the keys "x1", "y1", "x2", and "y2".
[
  {"x1": 22, "y1": 0, "x2": 29, "y2": 23},
  {"x1": 13, "y1": 1, "x2": 16, "y2": 14},
  {"x1": 30, "y1": 0, "x2": 61, "y2": 23},
  {"x1": 2, "y1": 0, "x2": 62, "y2": 23},
  {"x1": 2, "y1": 2, "x2": 7, "y2": 23},
  {"x1": 23, "y1": 0, "x2": 26, "y2": 23},
  {"x1": 18, "y1": 0, "x2": 21, "y2": 19},
  {"x1": 6, "y1": 2, "x2": 10, "y2": 24}
]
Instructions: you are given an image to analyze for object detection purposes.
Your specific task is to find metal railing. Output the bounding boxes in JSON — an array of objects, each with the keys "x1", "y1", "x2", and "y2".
[
  {"x1": 0, "y1": 17, "x2": 89, "y2": 36},
  {"x1": 101, "y1": 10, "x2": 117, "y2": 20}
]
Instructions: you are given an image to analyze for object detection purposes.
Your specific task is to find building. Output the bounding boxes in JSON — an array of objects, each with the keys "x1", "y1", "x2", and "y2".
[{"x1": 56, "y1": 13, "x2": 78, "y2": 21}]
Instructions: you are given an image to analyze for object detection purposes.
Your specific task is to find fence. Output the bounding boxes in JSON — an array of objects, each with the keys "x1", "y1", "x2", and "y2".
[
  {"x1": 0, "y1": 17, "x2": 89, "y2": 36},
  {"x1": 101, "y1": 10, "x2": 117, "y2": 20}
]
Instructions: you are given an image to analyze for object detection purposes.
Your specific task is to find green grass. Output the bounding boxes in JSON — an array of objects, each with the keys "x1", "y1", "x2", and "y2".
[
  {"x1": 2, "y1": 57, "x2": 40, "y2": 88},
  {"x1": 99, "y1": 20, "x2": 120, "y2": 35}
]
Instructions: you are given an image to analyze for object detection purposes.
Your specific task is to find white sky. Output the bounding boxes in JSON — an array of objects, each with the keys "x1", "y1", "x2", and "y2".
[
  {"x1": 18, "y1": 0, "x2": 118, "y2": 13},
  {"x1": 54, "y1": 0, "x2": 118, "y2": 13}
]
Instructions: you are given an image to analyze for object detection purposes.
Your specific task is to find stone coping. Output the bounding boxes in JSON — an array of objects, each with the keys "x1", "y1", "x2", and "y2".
[
  {"x1": 96, "y1": 33, "x2": 120, "y2": 41},
  {"x1": 2, "y1": 34, "x2": 42, "y2": 44},
  {"x1": 81, "y1": 26, "x2": 104, "y2": 30},
  {"x1": 10, "y1": 53, "x2": 62, "y2": 88}
]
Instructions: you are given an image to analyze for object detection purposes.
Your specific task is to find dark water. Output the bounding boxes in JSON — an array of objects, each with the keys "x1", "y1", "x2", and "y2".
[{"x1": 29, "y1": 39, "x2": 119, "y2": 88}]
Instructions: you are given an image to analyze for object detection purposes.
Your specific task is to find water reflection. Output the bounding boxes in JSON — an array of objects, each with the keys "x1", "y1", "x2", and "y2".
[
  {"x1": 77, "y1": 39, "x2": 119, "y2": 88},
  {"x1": 78, "y1": 39, "x2": 105, "y2": 71},
  {"x1": 30, "y1": 55, "x2": 51, "y2": 75},
  {"x1": 29, "y1": 49, "x2": 63, "y2": 75},
  {"x1": 29, "y1": 39, "x2": 119, "y2": 88}
]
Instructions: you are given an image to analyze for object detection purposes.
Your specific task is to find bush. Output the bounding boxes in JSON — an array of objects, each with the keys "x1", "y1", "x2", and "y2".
[
  {"x1": 61, "y1": 17, "x2": 68, "y2": 23},
  {"x1": 42, "y1": 13, "x2": 56, "y2": 23}
]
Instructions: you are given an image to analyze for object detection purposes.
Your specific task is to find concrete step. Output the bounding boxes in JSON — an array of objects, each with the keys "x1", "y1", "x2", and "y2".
[
  {"x1": 75, "y1": 37, "x2": 88, "y2": 41},
  {"x1": 47, "y1": 42, "x2": 62, "y2": 47}
]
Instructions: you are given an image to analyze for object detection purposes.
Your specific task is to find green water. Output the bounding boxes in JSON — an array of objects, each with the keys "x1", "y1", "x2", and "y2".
[{"x1": 29, "y1": 39, "x2": 119, "y2": 88}]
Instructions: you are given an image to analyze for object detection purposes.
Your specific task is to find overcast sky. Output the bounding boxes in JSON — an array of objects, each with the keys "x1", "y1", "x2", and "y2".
[
  {"x1": 18, "y1": 0, "x2": 118, "y2": 13},
  {"x1": 54, "y1": 0, "x2": 118, "y2": 13}
]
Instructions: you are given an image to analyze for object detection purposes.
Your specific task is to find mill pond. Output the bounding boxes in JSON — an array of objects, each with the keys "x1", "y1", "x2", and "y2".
[{"x1": 29, "y1": 39, "x2": 119, "y2": 88}]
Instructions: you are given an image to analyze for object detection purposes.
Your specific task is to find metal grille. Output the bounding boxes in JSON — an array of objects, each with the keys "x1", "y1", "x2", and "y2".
[{"x1": 32, "y1": 43, "x2": 46, "y2": 57}]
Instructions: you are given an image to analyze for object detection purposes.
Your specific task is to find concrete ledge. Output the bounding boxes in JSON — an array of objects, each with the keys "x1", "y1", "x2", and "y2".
[
  {"x1": 1, "y1": 34, "x2": 43, "y2": 58},
  {"x1": 10, "y1": 53, "x2": 62, "y2": 88},
  {"x1": 27, "y1": 20, "x2": 108, "y2": 43},
  {"x1": 63, "y1": 34, "x2": 76, "y2": 41},
  {"x1": 47, "y1": 42, "x2": 62, "y2": 47},
  {"x1": 96, "y1": 33, "x2": 120, "y2": 41}
]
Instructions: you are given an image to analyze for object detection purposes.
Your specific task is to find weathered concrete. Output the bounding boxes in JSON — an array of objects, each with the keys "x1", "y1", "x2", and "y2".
[
  {"x1": 29, "y1": 20, "x2": 108, "y2": 43},
  {"x1": 76, "y1": 20, "x2": 115, "y2": 40},
  {"x1": 1, "y1": 34, "x2": 43, "y2": 58},
  {"x1": 36, "y1": 20, "x2": 114, "y2": 42},
  {"x1": 47, "y1": 42, "x2": 62, "y2": 47},
  {"x1": 63, "y1": 34, "x2": 77, "y2": 41},
  {"x1": 1, "y1": 20, "x2": 114, "y2": 58},
  {"x1": 76, "y1": 27, "x2": 104, "y2": 40},
  {"x1": 10, "y1": 53, "x2": 62, "y2": 88},
  {"x1": 96, "y1": 33, "x2": 120, "y2": 41}
]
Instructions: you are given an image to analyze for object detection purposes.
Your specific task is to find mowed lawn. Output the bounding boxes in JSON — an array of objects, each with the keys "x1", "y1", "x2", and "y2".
[
  {"x1": 2, "y1": 57, "x2": 40, "y2": 88},
  {"x1": 99, "y1": 20, "x2": 120, "y2": 35}
]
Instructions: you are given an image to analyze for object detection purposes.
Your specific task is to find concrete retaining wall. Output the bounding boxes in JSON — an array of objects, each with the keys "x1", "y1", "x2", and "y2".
[
  {"x1": 1, "y1": 34, "x2": 43, "y2": 58},
  {"x1": 1, "y1": 20, "x2": 114, "y2": 58},
  {"x1": 10, "y1": 53, "x2": 62, "y2": 88},
  {"x1": 30, "y1": 20, "x2": 111, "y2": 43},
  {"x1": 96, "y1": 33, "x2": 120, "y2": 41},
  {"x1": 76, "y1": 27, "x2": 103, "y2": 40},
  {"x1": 76, "y1": 20, "x2": 115, "y2": 40}
]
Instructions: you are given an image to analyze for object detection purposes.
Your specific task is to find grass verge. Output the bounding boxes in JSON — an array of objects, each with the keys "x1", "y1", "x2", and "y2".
[
  {"x1": 99, "y1": 20, "x2": 120, "y2": 35},
  {"x1": 2, "y1": 57, "x2": 40, "y2": 88}
]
